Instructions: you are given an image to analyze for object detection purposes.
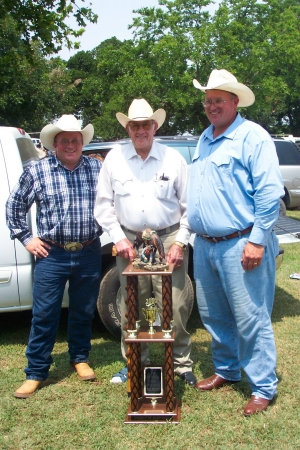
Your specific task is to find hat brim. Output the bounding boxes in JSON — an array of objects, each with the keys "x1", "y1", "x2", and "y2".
[
  {"x1": 193, "y1": 79, "x2": 255, "y2": 107},
  {"x1": 116, "y1": 109, "x2": 166, "y2": 130},
  {"x1": 40, "y1": 123, "x2": 94, "y2": 152}
]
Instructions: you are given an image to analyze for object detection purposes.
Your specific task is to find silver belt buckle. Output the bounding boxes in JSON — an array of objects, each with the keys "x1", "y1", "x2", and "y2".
[{"x1": 64, "y1": 242, "x2": 83, "y2": 252}]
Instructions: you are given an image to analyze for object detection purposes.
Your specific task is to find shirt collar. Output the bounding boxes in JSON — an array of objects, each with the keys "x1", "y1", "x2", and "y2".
[
  {"x1": 203, "y1": 113, "x2": 243, "y2": 142},
  {"x1": 125, "y1": 140, "x2": 161, "y2": 161},
  {"x1": 52, "y1": 154, "x2": 85, "y2": 170},
  {"x1": 193, "y1": 113, "x2": 244, "y2": 161}
]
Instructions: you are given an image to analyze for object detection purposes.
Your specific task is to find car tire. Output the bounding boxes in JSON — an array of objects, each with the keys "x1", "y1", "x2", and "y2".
[
  {"x1": 97, "y1": 265, "x2": 195, "y2": 338},
  {"x1": 280, "y1": 198, "x2": 287, "y2": 216}
]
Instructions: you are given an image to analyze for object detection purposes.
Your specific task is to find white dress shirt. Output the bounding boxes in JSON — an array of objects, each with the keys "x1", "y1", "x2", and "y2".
[{"x1": 94, "y1": 141, "x2": 191, "y2": 245}]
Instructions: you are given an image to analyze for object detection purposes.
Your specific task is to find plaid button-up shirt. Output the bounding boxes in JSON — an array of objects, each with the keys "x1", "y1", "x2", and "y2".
[{"x1": 6, "y1": 154, "x2": 102, "y2": 246}]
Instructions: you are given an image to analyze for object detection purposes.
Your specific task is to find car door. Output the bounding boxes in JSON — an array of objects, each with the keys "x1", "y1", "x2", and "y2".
[{"x1": 0, "y1": 143, "x2": 21, "y2": 308}]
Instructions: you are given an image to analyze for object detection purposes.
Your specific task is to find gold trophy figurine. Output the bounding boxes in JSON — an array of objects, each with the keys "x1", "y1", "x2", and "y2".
[{"x1": 142, "y1": 298, "x2": 160, "y2": 335}]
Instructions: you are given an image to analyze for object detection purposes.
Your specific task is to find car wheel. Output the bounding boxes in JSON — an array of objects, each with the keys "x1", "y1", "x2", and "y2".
[
  {"x1": 97, "y1": 265, "x2": 195, "y2": 338},
  {"x1": 97, "y1": 266, "x2": 122, "y2": 338},
  {"x1": 280, "y1": 198, "x2": 287, "y2": 216}
]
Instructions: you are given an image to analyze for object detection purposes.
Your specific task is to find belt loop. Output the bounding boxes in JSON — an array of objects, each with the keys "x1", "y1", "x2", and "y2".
[{"x1": 237, "y1": 231, "x2": 242, "y2": 238}]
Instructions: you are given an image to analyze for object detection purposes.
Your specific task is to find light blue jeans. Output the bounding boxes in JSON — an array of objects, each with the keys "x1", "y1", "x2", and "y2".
[{"x1": 193, "y1": 231, "x2": 278, "y2": 400}]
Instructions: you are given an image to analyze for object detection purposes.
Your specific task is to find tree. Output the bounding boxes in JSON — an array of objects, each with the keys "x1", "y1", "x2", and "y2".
[
  {"x1": 208, "y1": 0, "x2": 300, "y2": 133},
  {"x1": 1, "y1": 0, "x2": 98, "y2": 56},
  {"x1": 0, "y1": 16, "x2": 72, "y2": 130},
  {"x1": 130, "y1": 0, "x2": 216, "y2": 134},
  {"x1": 0, "y1": 1, "x2": 98, "y2": 129},
  {"x1": 129, "y1": 0, "x2": 300, "y2": 135}
]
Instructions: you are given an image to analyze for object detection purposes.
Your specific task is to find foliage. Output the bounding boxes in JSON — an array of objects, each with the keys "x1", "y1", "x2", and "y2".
[
  {"x1": 0, "y1": 1, "x2": 98, "y2": 130},
  {"x1": 0, "y1": 19, "x2": 72, "y2": 130},
  {"x1": 1, "y1": 0, "x2": 98, "y2": 55},
  {"x1": 1, "y1": 0, "x2": 300, "y2": 136},
  {"x1": 128, "y1": 0, "x2": 300, "y2": 136},
  {"x1": 210, "y1": 0, "x2": 300, "y2": 133}
]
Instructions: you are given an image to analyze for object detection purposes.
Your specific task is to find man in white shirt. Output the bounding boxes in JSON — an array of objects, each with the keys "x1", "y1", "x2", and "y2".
[{"x1": 94, "y1": 98, "x2": 196, "y2": 386}]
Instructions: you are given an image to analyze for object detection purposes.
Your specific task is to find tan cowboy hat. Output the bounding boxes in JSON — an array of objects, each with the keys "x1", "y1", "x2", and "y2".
[
  {"x1": 40, "y1": 115, "x2": 94, "y2": 152},
  {"x1": 116, "y1": 98, "x2": 166, "y2": 129},
  {"x1": 193, "y1": 69, "x2": 255, "y2": 107}
]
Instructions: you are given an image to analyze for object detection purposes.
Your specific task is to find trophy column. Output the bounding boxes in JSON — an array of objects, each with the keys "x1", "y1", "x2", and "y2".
[
  {"x1": 162, "y1": 273, "x2": 175, "y2": 413},
  {"x1": 123, "y1": 264, "x2": 181, "y2": 424}
]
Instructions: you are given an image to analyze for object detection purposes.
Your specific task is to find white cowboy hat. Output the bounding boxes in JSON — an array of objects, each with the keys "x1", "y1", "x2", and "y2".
[
  {"x1": 193, "y1": 69, "x2": 255, "y2": 107},
  {"x1": 40, "y1": 115, "x2": 94, "y2": 152},
  {"x1": 116, "y1": 98, "x2": 166, "y2": 129}
]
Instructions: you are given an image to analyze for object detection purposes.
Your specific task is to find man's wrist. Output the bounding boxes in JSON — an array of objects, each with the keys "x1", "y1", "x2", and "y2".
[{"x1": 174, "y1": 241, "x2": 187, "y2": 250}]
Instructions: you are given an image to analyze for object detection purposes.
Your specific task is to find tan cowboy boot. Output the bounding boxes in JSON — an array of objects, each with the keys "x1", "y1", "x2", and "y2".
[
  {"x1": 14, "y1": 379, "x2": 50, "y2": 399},
  {"x1": 71, "y1": 362, "x2": 96, "y2": 381}
]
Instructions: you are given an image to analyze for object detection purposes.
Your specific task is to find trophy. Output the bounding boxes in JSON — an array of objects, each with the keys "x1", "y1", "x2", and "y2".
[
  {"x1": 162, "y1": 319, "x2": 174, "y2": 339},
  {"x1": 132, "y1": 229, "x2": 169, "y2": 271},
  {"x1": 142, "y1": 298, "x2": 160, "y2": 334}
]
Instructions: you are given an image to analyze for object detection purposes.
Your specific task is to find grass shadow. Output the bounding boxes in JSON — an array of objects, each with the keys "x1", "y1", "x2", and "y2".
[{"x1": 272, "y1": 285, "x2": 300, "y2": 322}]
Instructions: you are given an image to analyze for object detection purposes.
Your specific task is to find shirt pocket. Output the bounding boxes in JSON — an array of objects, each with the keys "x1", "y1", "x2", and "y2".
[
  {"x1": 38, "y1": 179, "x2": 68, "y2": 215},
  {"x1": 153, "y1": 179, "x2": 173, "y2": 200},
  {"x1": 210, "y1": 153, "x2": 232, "y2": 186},
  {"x1": 82, "y1": 182, "x2": 98, "y2": 204}
]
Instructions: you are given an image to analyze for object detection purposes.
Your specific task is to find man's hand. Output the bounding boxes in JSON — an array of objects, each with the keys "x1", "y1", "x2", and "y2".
[
  {"x1": 241, "y1": 242, "x2": 265, "y2": 271},
  {"x1": 167, "y1": 243, "x2": 184, "y2": 269},
  {"x1": 25, "y1": 237, "x2": 51, "y2": 258},
  {"x1": 115, "y1": 238, "x2": 137, "y2": 262}
]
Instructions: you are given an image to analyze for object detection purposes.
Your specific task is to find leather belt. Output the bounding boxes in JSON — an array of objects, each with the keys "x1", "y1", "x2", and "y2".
[
  {"x1": 201, "y1": 226, "x2": 253, "y2": 243},
  {"x1": 121, "y1": 223, "x2": 180, "y2": 236},
  {"x1": 47, "y1": 238, "x2": 95, "y2": 252}
]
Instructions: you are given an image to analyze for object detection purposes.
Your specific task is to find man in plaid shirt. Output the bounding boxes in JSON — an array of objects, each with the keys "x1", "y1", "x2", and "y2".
[{"x1": 6, "y1": 115, "x2": 102, "y2": 398}]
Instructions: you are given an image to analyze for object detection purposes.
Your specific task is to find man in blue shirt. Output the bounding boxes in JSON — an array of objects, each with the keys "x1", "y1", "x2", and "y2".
[
  {"x1": 6, "y1": 115, "x2": 102, "y2": 398},
  {"x1": 187, "y1": 69, "x2": 284, "y2": 416}
]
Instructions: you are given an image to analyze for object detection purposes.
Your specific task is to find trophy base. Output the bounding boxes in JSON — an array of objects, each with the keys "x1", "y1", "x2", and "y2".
[
  {"x1": 132, "y1": 259, "x2": 169, "y2": 272},
  {"x1": 124, "y1": 396, "x2": 181, "y2": 424}
]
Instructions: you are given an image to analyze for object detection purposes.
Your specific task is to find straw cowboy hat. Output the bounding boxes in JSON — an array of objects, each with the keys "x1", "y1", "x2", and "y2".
[
  {"x1": 40, "y1": 115, "x2": 94, "y2": 152},
  {"x1": 116, "y1": 99, "x2": 166, "y2": 129},
  {"x1": 193, "y1": 69, "x2": 255, "y2": 107}
]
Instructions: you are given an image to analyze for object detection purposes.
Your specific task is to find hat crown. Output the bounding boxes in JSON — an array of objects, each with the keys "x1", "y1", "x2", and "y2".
[
  {"x1": 128, "y1": 99, "x2": 154, "y2": 121},
  {"x1": 207, "y1": 69, "x2": 238, "y2": 88},
  {"x1": 40, "y1": 114, "x2": 94, "y2": 152},
  {"x1": 116, "y1": 98, "x2": 166, "y2": 129},
  {"x1": 55, "y1": 114, "x2": 82, "y2": 131},
  {"x1": 193, "y1": 68, "x2": 255, "y2": 107}
]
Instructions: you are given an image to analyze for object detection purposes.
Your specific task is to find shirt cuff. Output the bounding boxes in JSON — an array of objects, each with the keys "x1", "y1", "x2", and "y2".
[
  {"x1": 248, "y1": 227, "x2": 271, "y2": 247},
  {"x1": 174, "y1": 228, "x2": 191, "y2": 246},
  {"x1": 109, "y1": 226, "x2": 127, "y2": 244},
  {"x1": 18, "y1": 232, "x2": 33, "y2": 246}
]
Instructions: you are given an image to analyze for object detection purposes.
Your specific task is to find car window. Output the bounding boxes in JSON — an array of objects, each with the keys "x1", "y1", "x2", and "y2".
[
  {"x1": 274, "y1": 141, "x2": 300, "y2": 165},
  {"x1": 170, "y1": 145, "x2": 192, "y2": 164},
  {"x1": 17, "y1": 137, "x2": 39, "y2": 169},
  {"x1": 155, "y1": 139, "x2": 197, "y2": 164}
]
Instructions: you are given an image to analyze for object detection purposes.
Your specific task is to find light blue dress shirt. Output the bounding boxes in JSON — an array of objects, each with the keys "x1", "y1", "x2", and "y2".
[{"x1": 187, "y1": 113, "x2": 284, "y2": 246}]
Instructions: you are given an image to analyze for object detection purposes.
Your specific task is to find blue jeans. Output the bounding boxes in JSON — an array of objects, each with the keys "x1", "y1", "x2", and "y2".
[
  {"x1": 25, "y1": 239, "x2": 101, "y2": 381},
  {"x1": 193, "y1": 231, "x2": 278, "y2": 400}
]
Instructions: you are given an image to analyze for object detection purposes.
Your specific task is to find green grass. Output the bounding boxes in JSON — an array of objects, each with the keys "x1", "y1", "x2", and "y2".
[{"x1": 1, "y1": 210, "x2": 300, "y2": 449}]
